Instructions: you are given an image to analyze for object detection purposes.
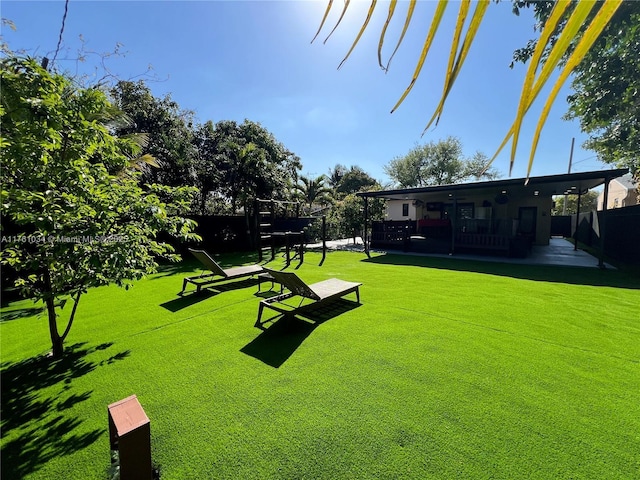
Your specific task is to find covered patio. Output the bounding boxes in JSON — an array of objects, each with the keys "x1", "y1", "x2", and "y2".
[{"x1": 359, "y1": 168, "x2": 629, "y2": 268}]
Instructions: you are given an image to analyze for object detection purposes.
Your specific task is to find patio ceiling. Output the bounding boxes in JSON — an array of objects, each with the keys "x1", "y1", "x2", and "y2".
[{"x1": 359, "y1": 168, "x2": 630, "y2": 202}]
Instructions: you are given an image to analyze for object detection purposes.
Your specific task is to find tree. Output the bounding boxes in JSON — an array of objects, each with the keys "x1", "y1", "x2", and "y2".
[
  {"x1": 0, "y1": 57, "x2": 199, "y2": 357},
  {"x1": 314, "y1": 0, "x2": 623, "y2": 176},
  {"x1": 202, "y1": 120, "x2": 301, "y2": 214},
  {"x1": 551, "y1": 191, "x2": 599, "y2": 216},
  {"x1": 384, "y1": 137, "x2": 500, "y2": 188},
  {"x1": 335, "y1": 166, "x2": 379, "y2": 197},
  {"x1": 513, "y1": 1, "x2": 640, "y2": 178},
  {"x1": 328, "y1": 192, "x2": 385, "y2": 243},
  {"x1": 295, "y1": 175, "x2": 333, "y2": 213},
  {"x1": 110, "y1": 80, "x2": 197, "y2": 187},
  {"x1": 327, "y1": 164, "x2": 347, "y2": 190}
]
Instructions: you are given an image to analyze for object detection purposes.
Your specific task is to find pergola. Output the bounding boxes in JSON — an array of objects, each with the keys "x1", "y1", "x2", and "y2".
[{"x1": 358, "y1": 168, "x2": 629, "y2": 268}]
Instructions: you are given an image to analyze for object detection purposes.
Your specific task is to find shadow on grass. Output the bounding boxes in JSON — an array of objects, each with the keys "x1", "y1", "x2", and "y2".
[
  {"x1": 363, "y1": 253, "x2": 640, "y2": 289},
  {"x1": 0, "y1": 305, "x2": 45, "y2": 323},
  {"x1": 0, "y1": 342, "x2": 131, "y2": 478},
  {"x1": 241, "y1": 299, "x2": 361, "y2": 368},
  {"x1": 160, "y1": 278, "x2": 262, "y2": 312}
]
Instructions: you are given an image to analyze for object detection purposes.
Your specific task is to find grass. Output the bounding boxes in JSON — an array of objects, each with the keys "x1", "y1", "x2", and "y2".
[{"x1": 1, "y1": 250, "x2": 639, "y2": 479}]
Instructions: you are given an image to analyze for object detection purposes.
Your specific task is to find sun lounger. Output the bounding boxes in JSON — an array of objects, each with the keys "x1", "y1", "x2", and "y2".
[
  {"x1": 180, "y1": 249, "x2": 264, "y2": 294},
  {"x1": 255, "y1": 267, "x2": 361, "y2": 327}
]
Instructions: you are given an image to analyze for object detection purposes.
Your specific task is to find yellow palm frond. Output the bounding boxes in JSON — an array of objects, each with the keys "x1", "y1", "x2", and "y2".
[
  {"x1": 314, "y1": 0, "x2": 623, "y2": 177},
  {"x1": 390, "y1": 0, "x2": 448, "y2": 114},
  {"x1": 526, "y1": 0, "x2": 623, "y2": 179},
  {"x1": 382, "y1": 0, "x2": 417, "y2": 72},
  {"x1": 311, "y1": 0, "x2": 334, "y2": 44},
  {"x1": 424, "y1": 0, "x2": 489, "y2": 132},
  {"x1": 338, "y1": 1, "x2": 378, "y2": 70},
  {"x1": 378, "y1": 0, "x2": 399, "y2": 69}
]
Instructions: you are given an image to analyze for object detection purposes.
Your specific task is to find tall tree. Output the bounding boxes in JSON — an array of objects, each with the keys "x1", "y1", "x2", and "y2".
[
  {"x1": 384, "y1": 137, "x2": 500, "y2": 188},
  {"x1": 513, "y1": 0, "x2": 640, "y2": 178},
  {"x1": 335, "y1": 166, "x2": 379, "y2": 197},
  {"x1": 0, "y1": 57, "x2": 199, "y2": 357},
  {"x1": 110, "y1": 80, "x2": 197, "y2": 187},
  {"x1": 192, "y1": 120, "x2": 223, "y2": 214},
  {"x1": 327, "y1": 164, "x2": 347, "y2": 190}
]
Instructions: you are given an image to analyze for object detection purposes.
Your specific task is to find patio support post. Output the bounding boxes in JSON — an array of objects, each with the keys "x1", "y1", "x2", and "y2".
[
  {"x1": 574, "y1": 190, "x2": 582, "y2": 251},
  {"x1": 598, "y1": 179, "x2": 610, "y2": 268},
  {"x1": 450, "y1": 196, "x2": 457, "y2": 254},
  {"x1": 363, "y1": 196, "x2": 370, "y2": 258}
]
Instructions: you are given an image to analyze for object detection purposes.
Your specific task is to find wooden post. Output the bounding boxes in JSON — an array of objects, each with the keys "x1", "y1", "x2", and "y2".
[
  {"x1": 574, "y1": 190, "x2": 582, "y2": 251},
  {"x1": 108, "y1": 395, "x2": 152, "y2": 480},
  {"x1": 598, "y1": 179, "x2": 610, "y2": 268},
  {"x1": 363, "y1": 196, "x2": 370, "y2": 258},
  {"x1": 321, "y1": 215, "x2": 327, "y2": 264}
]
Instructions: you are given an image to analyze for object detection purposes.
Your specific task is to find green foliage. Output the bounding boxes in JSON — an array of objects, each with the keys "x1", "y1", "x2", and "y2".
[
  {"x1": 0, "y1": 57, "x2": 199, "y2": 356},
  {"x1": 334, "y1": 166, "x2": 379, "y2": 197},
  {"x1": 327, "y1": 192, "x2": 385, "y2": 241},
  {"x1": 193, "y1": 119, "x2": 301, "y2": 214},
  {"x1": 551, "y1": 190, "x2": 599, "y2": 216},
  {"x1": 513, "y1": 1, "x2": 640, "y2": 176},
  {"x1": 295, "y1": 175, "x2": 333, "y2": 213},
  {"x1": 109, "y1": 80, "x2": 197, "y2": 187},
  {"x1": 384, "y1": 137, "x2": 500, "y2": 188},
  {"x1": 327, "y1": 164, "x2": 347, "y2": 190}
]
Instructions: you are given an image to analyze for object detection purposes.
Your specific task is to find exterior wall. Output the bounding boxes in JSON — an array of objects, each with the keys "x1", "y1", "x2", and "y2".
[
  {"x1": 598, "y1": 179, "x2": 639, "y2": 209},
  {"x1": 386, "y1": 194, "x2": 553, "y2": 245},
  {"x1": 386, "y1": 200, "x2": 417, "y2": 220}
]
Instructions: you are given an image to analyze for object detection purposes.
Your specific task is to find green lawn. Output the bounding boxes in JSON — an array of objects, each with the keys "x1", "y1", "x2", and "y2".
[{"x1": 2, "y1": 250, "x2": 639, "y2": 479}]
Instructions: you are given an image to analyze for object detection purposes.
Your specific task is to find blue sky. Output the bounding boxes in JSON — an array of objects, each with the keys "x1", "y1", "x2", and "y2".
[{"x1": 2, "y1": 0, "x2": 608, "y2": 184}]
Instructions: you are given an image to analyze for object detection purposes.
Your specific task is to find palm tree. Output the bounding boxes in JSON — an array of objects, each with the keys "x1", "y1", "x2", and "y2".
[
  {"x1": 313, "y1": 0, "x2": 623, "y2": 178},
  {"x1": 295, "y1": 174, "x2": 333, "y2": 214}
]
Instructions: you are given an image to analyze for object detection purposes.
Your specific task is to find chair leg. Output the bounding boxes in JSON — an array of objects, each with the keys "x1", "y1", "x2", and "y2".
[
  {"x1": 180, "y1": 278, "x2": 189, "y2": 295},
  {"x1": 255, "y1": 302, "x2": 266, "y2": 328}
]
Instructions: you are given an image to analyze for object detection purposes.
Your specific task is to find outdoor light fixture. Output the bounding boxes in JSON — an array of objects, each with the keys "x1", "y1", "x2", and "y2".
[
  {"x1": 534, "y1": 191, "x2": 539, "y2": 196},
  {"x1": 501, "y1": 190, "x2": 507, "y2": 194}
]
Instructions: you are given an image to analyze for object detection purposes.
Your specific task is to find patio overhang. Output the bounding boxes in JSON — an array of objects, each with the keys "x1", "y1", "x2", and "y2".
[{"x1": 357, "y1": 168, "x2": 630, "y2": 202}]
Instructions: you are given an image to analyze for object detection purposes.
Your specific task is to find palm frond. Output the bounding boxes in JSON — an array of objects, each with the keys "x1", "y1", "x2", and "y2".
[
  {"x1": 382, "y1": 0, "x2": 417, "y2": 72},
  {"x1": 423, "y1": 0, "x2": 489, "y2": 132},
  {"x1": 390, "y1": 0, "x2": 448, "y2": 113},
  {"x1": 316, "y1": 0, "x2": 623, "y2": 177},
  {"x1": 526, "y1": 0, "x2": 623, "y2": 179},
  {"x1": 378, "y1": 0, "x2": 398, "y2": 69},
  {"x1": 322, "y1": 0, "x2": 351, "y2": 45},
  {"x1": 508, "y1": 0, "x2": 571, "y2": 174},
  {"x1": 311, "y1": 0, "x2": 334, "y2": 44},
  {"x1": 338, "y1": 1, "x2": 378, "y2": 70}
]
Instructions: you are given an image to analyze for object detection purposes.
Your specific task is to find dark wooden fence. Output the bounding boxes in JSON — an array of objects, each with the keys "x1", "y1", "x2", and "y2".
[{"x1": 572, "y1": 205, "x2": 640, "y2": 265}]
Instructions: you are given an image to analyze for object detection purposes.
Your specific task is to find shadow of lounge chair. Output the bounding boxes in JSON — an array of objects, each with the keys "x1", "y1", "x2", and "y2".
[
  {"x1": 255, "y1": 267, "x2": 362, "y2": 328},
  {"x1": 180, "y1": 249, "x2": 264, "y2": 295}
]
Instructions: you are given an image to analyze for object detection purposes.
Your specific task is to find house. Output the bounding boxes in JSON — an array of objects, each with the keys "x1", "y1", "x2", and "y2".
[
  {"x1": 597, "y1": 173, "x2": 638, "y2": 210},
  {"x1": 359, "y1": 168, "x2": 629, "y2": 259}
]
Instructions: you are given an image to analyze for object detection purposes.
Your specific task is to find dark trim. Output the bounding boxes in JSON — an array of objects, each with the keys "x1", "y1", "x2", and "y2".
[{"x1": 357, "y1": 168, "x2": 629, "y2": 199}]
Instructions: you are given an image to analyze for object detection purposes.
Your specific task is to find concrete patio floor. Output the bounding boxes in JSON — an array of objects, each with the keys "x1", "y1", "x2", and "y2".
[{"x1": 310, "y1": 237, "x2": 613, "y2": 269}]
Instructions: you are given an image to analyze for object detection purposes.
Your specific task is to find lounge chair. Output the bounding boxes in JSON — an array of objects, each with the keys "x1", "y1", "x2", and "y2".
[
  {"x1": 255, "y1": 267, "x2": 362, "y2": 327},
  {"x1": 180, "y1": 249, "x2": 264, "y2": 294}
]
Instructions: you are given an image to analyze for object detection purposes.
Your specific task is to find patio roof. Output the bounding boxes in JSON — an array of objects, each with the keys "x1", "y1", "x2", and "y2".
[{"x1": 358, "y1": 168, "x2": 630, "y2": 201}]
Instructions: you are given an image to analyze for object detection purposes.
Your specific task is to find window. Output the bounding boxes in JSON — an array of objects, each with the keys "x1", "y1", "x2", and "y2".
[
  {"x1": 443, "y1": 203, "x2": 474, "y2": 220},
  {"x1": 402, "y1": 203, "x2": 409, "y2": 217}
]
